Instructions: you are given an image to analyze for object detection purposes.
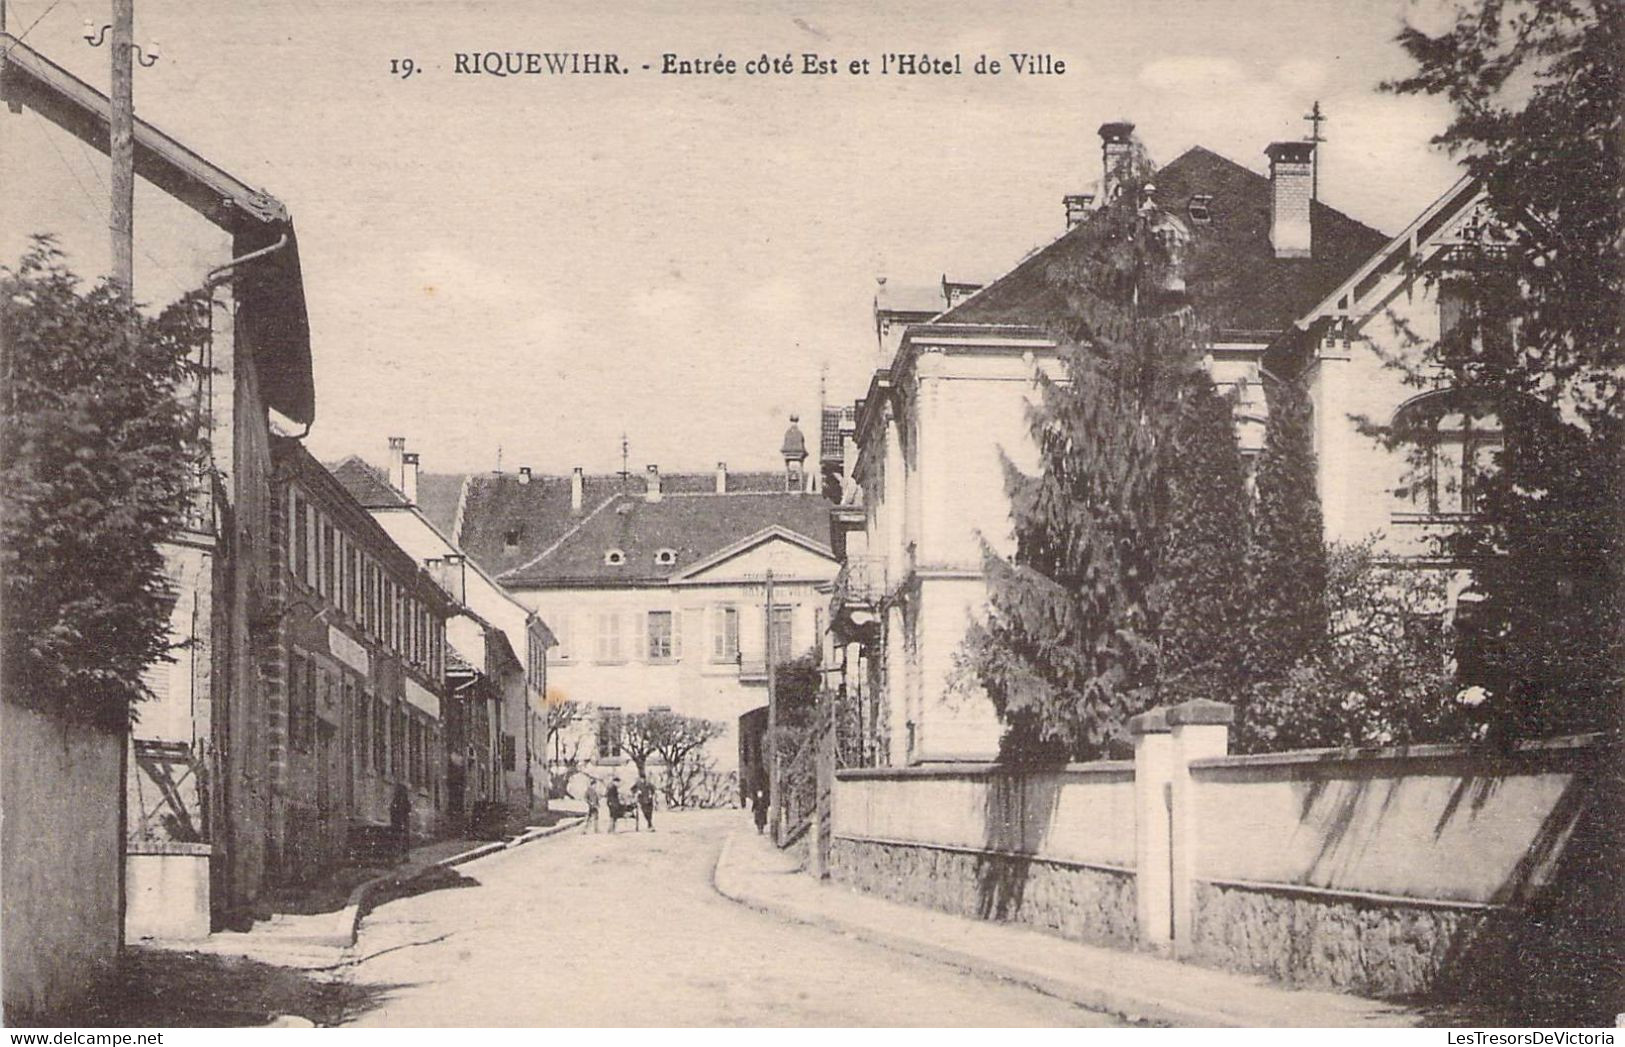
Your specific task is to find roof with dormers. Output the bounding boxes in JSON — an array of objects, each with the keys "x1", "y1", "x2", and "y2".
[
  {"x1": 936, "y1": 146, "x2": 1390, "y2": 340},
  {"x1": 496, "y1": 490, "x2": 835, "y2": 588}
]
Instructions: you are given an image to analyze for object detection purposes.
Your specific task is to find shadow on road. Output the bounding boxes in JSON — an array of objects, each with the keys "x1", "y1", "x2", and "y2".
[{"x1": 4, "y1": 948, "x2": 406, "y2": 1028}]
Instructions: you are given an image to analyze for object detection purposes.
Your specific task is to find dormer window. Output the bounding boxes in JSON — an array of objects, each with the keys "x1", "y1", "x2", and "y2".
[
  {"x1": 503, "y1": 527, "x2": 523, "y2": 550},
  {"x1": 654, "y1": 548, "x2": 678, "y2": 567},
  {"x1": 604, "y1": 549, "x2": 626, "y2": 566},
  {"x1": 1188, "y1": 194, "x2": 1213, "y2": 224}
]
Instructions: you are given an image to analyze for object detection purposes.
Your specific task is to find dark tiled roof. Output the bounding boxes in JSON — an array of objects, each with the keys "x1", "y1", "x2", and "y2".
[
  {"x1": 416, "y1": 473, "x2": 465, "y2": 537},
  {"x1": 327, "y1": 460, "x2": 470, "y2": 543},
  {"x1": 328, "y1": 456, "x2": 407, "y2": 508},
  {"x1": 453, "y1": 470, "x2": 794, "y2": 577},
  {"x1": 939, "y1": 146, "x2": 1389, "y2": 336},
  {"x1": 499, "y1": 491, "x2": 834, "y2": 587}
]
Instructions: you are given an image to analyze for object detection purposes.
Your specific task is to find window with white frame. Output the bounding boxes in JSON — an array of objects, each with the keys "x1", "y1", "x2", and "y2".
[
  {"x1": 647, "y1": 610, "x2": 674, "y2": 660},
  {"x1": 711, "y1": 605, "x2": 739, "y2": 663}
]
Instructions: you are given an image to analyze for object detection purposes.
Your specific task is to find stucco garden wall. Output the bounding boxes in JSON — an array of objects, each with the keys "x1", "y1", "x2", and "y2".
[
  {"x1": 1, "y1": 702, "x2": 124, "y2": 1016},
  {"x1": 828, "y1": 722, "x2": 1616, "y2": 1004},
  {"x1": 830, "y1": 763, "x2": 1139, "y2": 947}
]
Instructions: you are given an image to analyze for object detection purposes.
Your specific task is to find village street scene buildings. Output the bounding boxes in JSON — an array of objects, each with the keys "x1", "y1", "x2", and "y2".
[{"x1": 1, "y1": 0, "x2": 1619, "y2": 1031}]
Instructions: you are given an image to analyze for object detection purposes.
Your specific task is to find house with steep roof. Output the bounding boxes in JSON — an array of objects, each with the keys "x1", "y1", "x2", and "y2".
[
  {"x1": 331, "y1": 444, "x2": 555, "y2": 826},
  {"x1": 830, "y1": 121, "x2": 1392, "y2": 766},
  {"x1": 2, "y1": 31, "x2": 316, "y2": 994},
  {"x1": 418, "y1": 425, "x2": 839, "y2": 794}
]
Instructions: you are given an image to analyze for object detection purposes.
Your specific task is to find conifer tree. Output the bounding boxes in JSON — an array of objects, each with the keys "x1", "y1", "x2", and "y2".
[
  {"x1": 1154, "y1": 376, "x2": 1252, "y2": 703},
  {"x1": 1243, "y1": 378, "x2": 1327, "y2": 685},
  {"x1": 962, "y1": 144, "x2": 1210, "y2": 761}
]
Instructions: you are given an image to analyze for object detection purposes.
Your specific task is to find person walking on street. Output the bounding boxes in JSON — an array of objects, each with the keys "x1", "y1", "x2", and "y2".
[
  {"x1": 632, "y1": 772, "x2": 656, "y2": 832},
  {"x1": 751, "y1": 785, "x2": 768, "y2": 836},
  {"x1": 606, "y1": 776, "x2": 625, "y2": 833},
  {"x1": 582, "y1": 777, "x2": 601, "y2": 833}
]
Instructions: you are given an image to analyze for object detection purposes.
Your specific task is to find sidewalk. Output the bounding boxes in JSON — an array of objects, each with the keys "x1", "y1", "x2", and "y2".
[
  {"x1": 143, "y1": 815, "x2": 583, "y2": 970},
  {"x1": 712, "y1": 827, "x2": 1426, "y2": 1028}
]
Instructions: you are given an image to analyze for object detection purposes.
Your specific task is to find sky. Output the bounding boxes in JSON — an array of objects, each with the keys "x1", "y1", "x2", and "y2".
[{"x1": 1, "y1": 0, "x2": 1466, "y2": 476}]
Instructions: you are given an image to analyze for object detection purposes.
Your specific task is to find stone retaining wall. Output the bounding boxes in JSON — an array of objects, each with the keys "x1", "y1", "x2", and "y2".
[
  {"x1": 829, "y1": 837, "x2": 1138, "y2": 947},
  {"x1": 1188, "y1": 880, "x2": 1492, "y2": 997}
]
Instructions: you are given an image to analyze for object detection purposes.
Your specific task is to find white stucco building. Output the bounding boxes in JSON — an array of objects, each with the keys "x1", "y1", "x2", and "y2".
[
  {"x1": 830, "y1": 121, "x2": 1397, "y2": 765},
  {"x1": 419, "y1": 426, "x2": 839, "y2": 795}
]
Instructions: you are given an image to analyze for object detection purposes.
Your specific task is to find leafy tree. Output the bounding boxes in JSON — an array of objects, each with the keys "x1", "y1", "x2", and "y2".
[
  {"x1": 1243, "y1": 378, "x2": 1328, "y2": 687},
  {"x1": 961, "y1": 144, "x2": 1213, "y2": 762},
  {"x1": 1237, "y1": 540, "x2": 1465, "y2": 752},
  {"x1": 1153, "y1": 376, "x2": 1252, "y2": 702},
  {"x1": 1, "y1": 239, "x2": 206, "y2": 731},
  {"x1": 650, "y1": 712, "x2": 725, "y2": 774},
  {"x1": 1385, "y1": 0, "x2": 1624, "y2": 738},
  {"x1": 619, "y1": 709, "x2": 724, "y2": 778}
]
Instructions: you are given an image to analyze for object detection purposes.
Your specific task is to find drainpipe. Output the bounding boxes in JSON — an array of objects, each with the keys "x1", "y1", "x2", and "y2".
[{"x1": 201, "y1": 235, "x2": 309, "y2": 438}]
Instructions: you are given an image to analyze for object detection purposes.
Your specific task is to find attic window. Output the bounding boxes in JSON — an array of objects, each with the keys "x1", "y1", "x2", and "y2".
[
  {"x1": 504, "y1": 527, "x2": 524, "y2": 550},
  {"x1": 654, "y1": 548, "x2": 678, "y2": 566},
  {"x1": 604, "y1": 549, "x2": 626, "y2": 566},
  {"x1": 1188, "y1": 194, "x2": 1213, "y2": 224}
]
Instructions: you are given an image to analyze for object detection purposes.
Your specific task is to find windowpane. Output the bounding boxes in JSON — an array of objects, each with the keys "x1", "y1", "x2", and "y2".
[
  {"x1": 771, "y1": 605, "x2": 794, "y2": 663},
  {"x1": 647, "y1": 611, "x2": 673, "y2": 660},
  {"x1": 597, "y1": 706, "x2": 623, "y2": 759}
]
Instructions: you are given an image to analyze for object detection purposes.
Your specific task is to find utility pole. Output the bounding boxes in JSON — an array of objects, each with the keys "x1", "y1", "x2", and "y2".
[
  {"x1": 110, "y1": 0, "x2": 135, "y2": 295},
  {"x1": 764, "y1": 568, "x2": 779, "y2": 843}
]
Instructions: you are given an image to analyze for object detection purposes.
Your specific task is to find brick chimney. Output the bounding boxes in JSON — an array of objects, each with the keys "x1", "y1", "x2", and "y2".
[
  {"x1": 1099, "y1": 121, "x2": 1136, "y2": 205},
  {"x1": 518, "y1": 466, "x2": 532, "y2": 485},
  {"x1": 570, "y1": 466, "x2": 584, "y2": 513},
  {"x1": 715, "y1": 461, "x2": 727, "y2": 494},
  {"x1": 401, "y1": 452, "x2": 420, "y2": 505},
  {"x1": 1064, "y1": 193, "x2": 1095, "y2": 228},
  {"x1": 645, "y1": 464, "x2": 662, "y2": 503},
  {"x1": 1266, "y1": 141, "x2": 1316, "y2": 258},
  {"x1": 387, "y1": 436, "x2": 405, "y2": 492}
]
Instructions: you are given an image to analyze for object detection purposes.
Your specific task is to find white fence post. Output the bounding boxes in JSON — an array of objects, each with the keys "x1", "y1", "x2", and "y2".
[
  {"x1": 1129, "y1": 706, "x2": 1173, "y2": 951},
  {"x1": 1166, "y1": 698, "x2": 1233, "y2": 958}
]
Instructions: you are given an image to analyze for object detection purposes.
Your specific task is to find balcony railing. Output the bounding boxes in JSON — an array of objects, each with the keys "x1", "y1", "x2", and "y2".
[{"x1": 834, "y1": 556, "x2": 888, "y2": 608}]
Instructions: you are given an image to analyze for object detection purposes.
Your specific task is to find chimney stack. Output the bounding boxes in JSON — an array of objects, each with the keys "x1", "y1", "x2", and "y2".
[
  {"x1": 1064, "y1": 193, "x2": 1095, "y2": 228},
  {"x1": 1266, "y1": 141, "x2": 1315, "y2": 258},
  {"x1": 1099, "y1": 121, "x2": 1136, "y2": 205},
  {"x1": 388, "y1": 436, "x2": 406, "y2": 492},
  {"x1": 570, "y1": 467, "x2": 584, "y2": 513},
  {"x1": 518, "y1": 466, "x2": 532, "y2": 485},
  {"x1": 715, "y1": 461, "x2": 728, "y2": 494},
  {"x1": 645, "y1": 464, "x2": 662, "y2": 503},
  {"x1": 401, "y1": 452, "x2": 420, "y2": 505}
]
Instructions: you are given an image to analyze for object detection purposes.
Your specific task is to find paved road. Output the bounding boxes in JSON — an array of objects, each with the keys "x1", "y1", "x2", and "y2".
[{"x1": 339, "y1": 810, "x2": 1118, "y2": 1027}]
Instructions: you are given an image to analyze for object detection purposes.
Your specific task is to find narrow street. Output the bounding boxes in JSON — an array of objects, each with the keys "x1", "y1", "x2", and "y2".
[{"x1": 338, "y1": 811, "x2": 1120, "y2": 1027}]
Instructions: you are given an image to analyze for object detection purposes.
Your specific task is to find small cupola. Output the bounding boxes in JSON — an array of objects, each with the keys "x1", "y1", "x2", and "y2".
[{"x1": 781, "y1": 415, "x2": 808, "y2": 492}]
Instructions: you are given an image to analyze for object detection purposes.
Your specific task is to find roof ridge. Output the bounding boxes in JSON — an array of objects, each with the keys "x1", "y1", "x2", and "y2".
[{"x1": 496, "y1": 491, "x2": 623, "y2": 580}]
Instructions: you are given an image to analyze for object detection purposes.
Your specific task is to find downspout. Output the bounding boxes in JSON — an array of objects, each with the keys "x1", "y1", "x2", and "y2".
[{"x1": 202, "y1": 234, "x2": 309, "y2": 439}]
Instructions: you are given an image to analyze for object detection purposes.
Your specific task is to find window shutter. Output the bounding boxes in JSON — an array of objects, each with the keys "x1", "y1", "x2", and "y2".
[
  {"x1": 673, "y1": 609, "x2": 683, "y2": 660},
  {"x1": 711, "y1": 607, "x2": 724, "y2": 660}
]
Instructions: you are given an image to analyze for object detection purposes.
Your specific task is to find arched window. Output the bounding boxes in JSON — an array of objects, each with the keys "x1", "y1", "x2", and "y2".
[{"x1": 1392, "y1": 390, "x2": 1501, "y2": 517}]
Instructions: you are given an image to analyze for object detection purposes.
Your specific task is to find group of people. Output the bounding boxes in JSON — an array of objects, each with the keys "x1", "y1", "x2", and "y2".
[{"x1": 580, "y1": 772, "x2": 656, "y2": 833}]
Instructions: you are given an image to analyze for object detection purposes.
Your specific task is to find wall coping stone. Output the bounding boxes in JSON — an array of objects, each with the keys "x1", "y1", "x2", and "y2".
[
  {"x1": 1189, "y1": 730, "x2": 1611, "y2": 775},
  {"x1": 833, "y1": 832, "x2": 1135, "y2": 876},
  {"x1": 1128, "y1": 706, "x2": 1169, "y2": 735},
  {"x1": 1166, "y1": 698, "x2": 1235, "y2": 726},
  {"x1": 836, "y1": 760, "x2": 1134, "y2": 782},
  {"x1": 1195, "y1": 874, "x2": 1502, "y2": 912}
]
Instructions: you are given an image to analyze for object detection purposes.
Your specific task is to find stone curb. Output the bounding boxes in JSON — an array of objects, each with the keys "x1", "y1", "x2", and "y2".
[
  {"x1": 335, "y1": 816, "x2": 584, "y2": 946},
  {"x1": 710, "y1": 830, "x2": 1412, "y2": 1029}
]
